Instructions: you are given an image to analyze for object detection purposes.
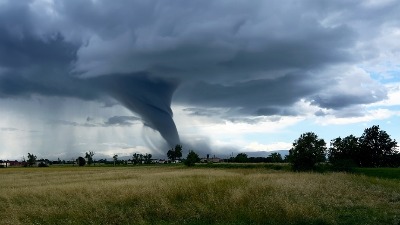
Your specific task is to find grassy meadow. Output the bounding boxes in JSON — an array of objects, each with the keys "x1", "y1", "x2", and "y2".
[{"x1": 1, "y1": 165, "x2": 399, "y2": 225}]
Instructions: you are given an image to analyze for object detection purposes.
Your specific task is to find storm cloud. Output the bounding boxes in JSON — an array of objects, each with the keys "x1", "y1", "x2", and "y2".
[{"x1": 0, "y1": 0, "x2": 398, "y2": 156}]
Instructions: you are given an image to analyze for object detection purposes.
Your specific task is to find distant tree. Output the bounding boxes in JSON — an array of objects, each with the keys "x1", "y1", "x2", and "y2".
[
  {"x1": 132, "y1": 153, "x2": 141, "y2": 165},
  {"x1": 288, "y1": 132, "x2": 326, "y2": 171},
  {"x1": 144, "y1": 153, "x2": 152, "y2": 164},
  {"x1": 27, "y1": 153, "x2": 37, "y2": 167},
  {"x1": 174, "y1": 145, "x2": 183, "y2": 160},
  {"x1": 358, "y1": 125, "x2": 398, "y2": 167},
  {"x1": 268, "y1": 153, "x2": 283, "y2": 163},
  {"x1": 113, "y1": 154, "x2": 118, "y2": 166},
  {"x1": 328, "y1": 135, "x2": 359, "y2": 170},
  {"x1": 85, "y1": 151, "x2": 95, "y2": 166},
  {"x1": 77, "y1": 157, "x2": 86, "y2": 166},
  {"x1": 167, "y1": 145, "x2": 183, "y2": 162},
  {"x1": 184, "y1": 150, "x2": 200, "y2": 167},
  {"x1": 167, "y1": 149, "x2": 176, "y2": 161},
  {"x1": 139, "y1": 154, "x2": 144, "y2": 164},
  {"x1": 235, "y1": 153, "x2": 248, "y2": 163}
]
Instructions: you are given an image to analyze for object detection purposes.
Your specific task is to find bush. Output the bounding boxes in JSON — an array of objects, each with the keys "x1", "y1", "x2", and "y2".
[
  {"x1": 184, "y1": 150, "x2": 200, "y2": 167},
  {"x1": 77, "y1": 157, "x2": 86, "y2": 166},
  {"x1": 331, "y1": 159, "x2": 357, "y2": 172},
  {"x1": 38, "y1": 162, "x2": 49, "y2": 167},
  {"x1": 234, "y1": 153, "x2": 249, "y2": 163}
]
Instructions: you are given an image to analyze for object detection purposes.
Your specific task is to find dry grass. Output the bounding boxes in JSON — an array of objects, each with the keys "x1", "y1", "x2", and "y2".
[{"x1": 0, "y1": 166, "x2": 399, "y2": 225}]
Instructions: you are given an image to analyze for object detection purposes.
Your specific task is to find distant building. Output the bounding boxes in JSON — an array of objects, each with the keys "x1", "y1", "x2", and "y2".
[
  {"x1": 0, "y1": 160, "x2": 23, "y2": 167},
  {"x1": 200, "y1": 157, "x2": 223, "y2": 163},
  {"x1": 0, "y1": 160, "x2": 9, "y2": 167},
  {"x1": 35, "y1": 159, "x2": 50, "y2": 167}
]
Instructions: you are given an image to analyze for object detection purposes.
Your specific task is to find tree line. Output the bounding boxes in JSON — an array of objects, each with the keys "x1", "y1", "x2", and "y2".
[
  {"x1": 20, "y1": 145, "x2": 199, "y2": 167},
  {"x1": 4, "y1": 125, "x2": 397, "y2": 171},
  {"x1": 288, "y1": 125, "x2": 398, "y2": 171}
]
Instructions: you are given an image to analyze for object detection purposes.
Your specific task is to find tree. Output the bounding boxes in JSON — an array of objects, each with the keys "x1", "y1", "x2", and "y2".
[
  {"x1": 167, "y1": 145, "x2": 183, "y2": 162},
  {"x1": 268, "y1": 153, "x2": 283, "y2": 163},
  {"x1": 113, "y1": 154, "x2": 118, "y2": 166},
  {"x1": 139, "y1": 154, "x2": 144, "y2": 164},
  {"x1": 174, "y1": 145, "x2": 183, "y2": 160},
  {"x1": 358, "y1": 125, "x2": 398, "y2": 167},
  {"x1": 144, "y1": 153, "x2": 152, "y2": 164},
  {"x1": 288, "y1": 132, "x2": 326, "y2": 171},
  {"x1": 77, "y1": 157, "x2": 86, "y2": 166},
  {"x1": 167, "y1": 149, "x2": 176, "y2": 161},
  {"x1": 235, "y1": 153, "x2": 248, "y2": 163},
  {"x1": 132, "y1": 153, "x2": 141, "y2": 165},
  {"x1": 328, "y1": 135, "x2": 359, "y2": 170},
  {"x1": 184, "y1": 150, "x2": 200, "y2": 167},
  {"x1": 27, "y1": 153, "x2": 37, "y2": 167},
  {"x1": 85, "y1": 151, "x2": 95, "y2": 166}
]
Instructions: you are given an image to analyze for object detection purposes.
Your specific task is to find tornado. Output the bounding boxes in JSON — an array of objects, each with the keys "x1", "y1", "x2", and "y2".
[
  {"x1": 95, "y1": 73, "x2": 181, "y2": 148},
  {"x1": 0, "y1": 71, "x2": 181, "y2": 148}
]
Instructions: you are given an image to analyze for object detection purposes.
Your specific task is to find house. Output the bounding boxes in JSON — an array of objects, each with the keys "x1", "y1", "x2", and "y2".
[
  {"x1": 0, "y1": 160, "x2": 23, "y2": 167},
  {"x1": 35, "y1": 159, "x2": 50, "y2": 167},
  {"x1": 200, "y1": 156, "x2": 223, "y2": 163},
  {"x1": 151, "y1": 159, "x2": 167, "y2": 164},
  {"x1": 9, "y1": 160, "x2": 22, "y2": 167},
  {"x1": 0, "y1": 160, "x2": 9, "y2": 167}
]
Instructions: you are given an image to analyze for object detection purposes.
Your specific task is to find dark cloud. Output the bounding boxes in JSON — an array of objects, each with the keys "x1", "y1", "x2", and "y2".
[
  {"x1": 183, "y1": 108, "x2": 224, "y2": 117},
  {"x1": 50, "y1": 115, "x2": 140, "y2": 127},
  {"x1": 311, "y1": 92, "x2": 387, "y2": 110},
  {"x1": 314, "y1": 110, "x2": 327, "y2": 117},
  {"x1": 175, "y1": 73, "x2": 318, "y2": 117},
  {"x1": 69, "y1": 1, "x2": 358, "y2": 80},
  {"x1": 0, "y1": 0, "x2": 396, "y2": 152},
  {"x1": 104, "y1": 116, "x2": 141, "y2": 126},
  {"x1": 48, "y1": 119, "x2": 96, "y2": 127},
  {"x1": 255, "y1": 108, "x2": 298, "y2": 117},
  {"x1": 0, "y1": 127, "x2": 40, "y2": 133},
  {"x1": 227, "y1": 117, "x2": 268, "y2": 124},
  {"x1": 1, "y1": 127, "x2": 19, "y2": 132}
]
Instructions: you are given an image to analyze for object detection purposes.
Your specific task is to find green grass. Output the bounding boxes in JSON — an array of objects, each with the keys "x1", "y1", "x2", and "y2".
[
  {"x1": 0, "y1": 165, "x2": 399, "y2": 225},
  {"x1": 354, "y1": 167, "x2": 400, "y2": 180},
  {"x1": 196, "y1": 162, "x2": 291, "y2": 171}
]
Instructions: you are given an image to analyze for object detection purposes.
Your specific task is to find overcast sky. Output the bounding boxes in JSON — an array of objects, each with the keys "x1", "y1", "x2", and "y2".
[{"x1": 0, "y1": 0, "x2": 399, "y2": 160}]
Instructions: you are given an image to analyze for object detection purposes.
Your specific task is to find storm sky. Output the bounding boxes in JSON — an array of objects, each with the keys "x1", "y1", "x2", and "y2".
[{"x1": 0, "y1": 0, "x2": 399, "y2": 160}]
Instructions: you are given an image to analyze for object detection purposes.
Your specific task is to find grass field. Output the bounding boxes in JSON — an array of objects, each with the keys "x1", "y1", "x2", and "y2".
[{"x1": 1, "y1": 165, "x2": 399, "y2": 225}]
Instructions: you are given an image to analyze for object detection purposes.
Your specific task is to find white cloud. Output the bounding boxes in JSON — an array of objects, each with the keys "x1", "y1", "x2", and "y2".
[
  {"x1": 315, "y1": 108, "x2": 399, "y2": 125},
  {"x1": 371, "y1": 83, "x2": 400, "y2": 106},
  {"x1": 96, "y1": 145, "x2": 151, "y2": 158},
  {"x1": 362, "y1": 0, "x2": 397, "y2": 8},
  {"x1": 244, "y1": 142, "x2": 292, "y2": 151}
]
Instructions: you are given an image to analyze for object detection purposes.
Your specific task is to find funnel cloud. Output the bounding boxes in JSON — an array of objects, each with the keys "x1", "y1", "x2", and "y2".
[{"x1": 95, "y1": 74, "x2": 180, "y2": 148}]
